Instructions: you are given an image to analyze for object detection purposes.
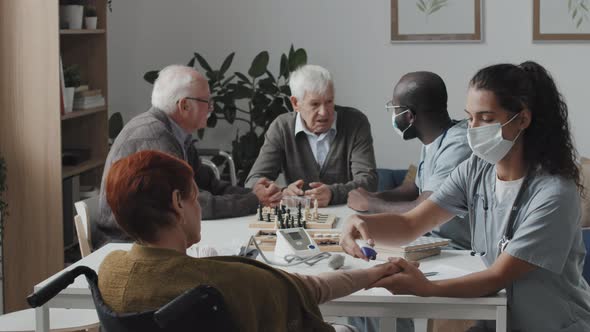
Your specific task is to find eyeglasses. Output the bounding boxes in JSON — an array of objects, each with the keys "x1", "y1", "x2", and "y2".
[
  {"x1": 385, "y1": 101, "x2": 411, "y2": 114},
  {"x1": 184, "y1": 97, "x2": 214, "y2": 111}
]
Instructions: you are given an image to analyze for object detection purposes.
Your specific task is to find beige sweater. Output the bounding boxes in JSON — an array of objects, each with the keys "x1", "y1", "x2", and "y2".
[{"x1": 98, "y1": 244, "x2": 371, "y2": 332}]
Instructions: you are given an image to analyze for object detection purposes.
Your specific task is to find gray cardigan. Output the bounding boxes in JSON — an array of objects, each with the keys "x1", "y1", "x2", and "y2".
[
  {"x1": 245, "y1": 106, "x2": 377, "y2": 204},
  {"x1": 95, "y1": 108, "x2": 257, "y2": 248}
]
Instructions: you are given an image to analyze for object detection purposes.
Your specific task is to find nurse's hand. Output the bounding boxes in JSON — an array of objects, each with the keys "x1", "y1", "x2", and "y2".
[
  {"x1": 339, "y1": 214, "x2": 374, "y2": 261},
  {"x1": 370, "y1": 258, "x2": 433, "y2": 297},
  {"x1": 364, "y1": 261, "x2": 403, "y2": 287},
  {"x1": 347, "y1": 187, "x2": 374, "y2": 212}
]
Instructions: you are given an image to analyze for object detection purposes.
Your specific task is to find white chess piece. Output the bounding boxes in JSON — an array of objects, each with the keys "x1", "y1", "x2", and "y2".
[{"x1": 313, "y1": 198, "x2": 319, "y2": 219}]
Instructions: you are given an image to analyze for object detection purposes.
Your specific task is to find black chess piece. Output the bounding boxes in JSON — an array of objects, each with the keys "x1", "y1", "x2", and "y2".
[
  {"x1": 302, "y1": 219, "x2": 307, "y2": 229},
  {"x1": 258, "y1": 204, "x2": 263, "y2": 221},
  {"x1": 266, "y1": 213, "x2": 271, "y2": 223}
]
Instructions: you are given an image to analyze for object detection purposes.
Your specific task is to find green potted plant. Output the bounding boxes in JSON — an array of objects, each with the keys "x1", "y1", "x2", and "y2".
[
  {"x1": 0, "y1": 154, "x2": 7, "y2": 314},
  {"x1": 144, "y1": 45, "x2": 307, "y2": 184},
  {"x1": 63, "y1": 64, "x2": 82, "y2": 113},
  {"x1": 84, "y1": 6, "x2": 98, "y2": 29}
]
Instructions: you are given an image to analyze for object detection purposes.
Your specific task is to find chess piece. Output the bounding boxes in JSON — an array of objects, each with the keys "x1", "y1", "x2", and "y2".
[
  {"x1": 258, "y1": 204, "x2": 263, "y2": 221},
  {"x1": 266, "y1": 213, "x2": 271, "y2": 223},
  {"x1": 313, "y1": 199, "x2": 319, "y2": 219},
  {"x1": 302, "y1": 219, "x2": 307, "y2": 229}
]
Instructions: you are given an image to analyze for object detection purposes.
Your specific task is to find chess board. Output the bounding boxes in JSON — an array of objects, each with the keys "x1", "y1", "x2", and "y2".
[
  {"x1": 253, "y1": 229, "x2": 343, "y2": 252},
  {"x1": 249, "y1": 212, "x2": 337, "y2": 229},
  {"x1": 249, "y1": 206, "x2": 337, "y2": 229}
]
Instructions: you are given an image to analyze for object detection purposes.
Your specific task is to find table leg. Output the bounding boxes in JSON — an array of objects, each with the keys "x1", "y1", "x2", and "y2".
[
  {"x1": 379, "y1": 318, "x2": 396, "y2": 332},
  {"x1": 35, "y1": 305, "x2": 49, "y2": 332},
  {"x1": 496, "y1": 305, "x2": 507, "y2": 332}
]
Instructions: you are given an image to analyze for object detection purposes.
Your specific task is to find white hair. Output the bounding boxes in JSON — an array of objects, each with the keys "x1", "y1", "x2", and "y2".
[
  {"x1": 151, "y1": 64, "x2": 204, "y2": 114},
  {"x1": 288, "y1": 64, "x2": 333, "y2": 101}
]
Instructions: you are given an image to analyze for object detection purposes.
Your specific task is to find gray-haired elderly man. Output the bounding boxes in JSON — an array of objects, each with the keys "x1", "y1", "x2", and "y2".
[
  {"x1": 245, "y1": 65, "x2": 377, "y2": 207},
  {"x1": 94, "y1": 65, "x2": 281, "y2": 248}
]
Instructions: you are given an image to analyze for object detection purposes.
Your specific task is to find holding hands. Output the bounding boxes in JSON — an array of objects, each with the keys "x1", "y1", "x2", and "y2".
[{"x1": 340, "y1": 214, "x2": 433, "y2": 296}]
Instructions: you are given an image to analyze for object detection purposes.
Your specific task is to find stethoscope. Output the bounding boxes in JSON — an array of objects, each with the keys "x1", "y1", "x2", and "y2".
[{"x1": 468, "y1": 168, "x2": 532, "y2": 257}]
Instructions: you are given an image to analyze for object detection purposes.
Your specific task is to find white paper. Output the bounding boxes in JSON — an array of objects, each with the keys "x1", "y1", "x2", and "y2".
[{"x1": 421, "y1": 264, "x2": 474, "y2": 281}]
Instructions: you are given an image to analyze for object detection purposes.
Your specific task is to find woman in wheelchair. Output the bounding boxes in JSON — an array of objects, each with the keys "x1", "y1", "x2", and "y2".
[{"x1": 99, "y1": 150, "x2": 401, "y2": 332}]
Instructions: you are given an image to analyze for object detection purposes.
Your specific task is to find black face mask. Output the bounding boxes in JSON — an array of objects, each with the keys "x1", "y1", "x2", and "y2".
[{"x1": 393, "y1": 110, "x2": 419, "y2": 140}]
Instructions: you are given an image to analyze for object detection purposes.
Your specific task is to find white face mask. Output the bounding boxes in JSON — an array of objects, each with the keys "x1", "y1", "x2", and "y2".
[
  {"x1": 467, "y1": 113, "x2": 522, "y2": 164},
  {"x1": 392, "y1": 109, "x2": 412, "y2": 139}
]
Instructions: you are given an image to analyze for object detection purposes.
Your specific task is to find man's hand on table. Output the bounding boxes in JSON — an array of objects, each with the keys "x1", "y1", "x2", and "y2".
[{"x1": 252, "y1": 178, "x2": 282, "y2": 207}]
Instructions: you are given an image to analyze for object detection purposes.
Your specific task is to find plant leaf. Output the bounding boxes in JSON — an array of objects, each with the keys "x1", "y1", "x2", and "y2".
[
  {"x1": 223, "y1": 104, "x2": 236, "y2": 124},
  {"x1": 248, "y1": 51, "x2": 269, "y2": 78},
  {"x1": 221, "y1": 74, "x2": 235, "y2": 87},
  {"x1": 194, "y1": 52, "x2": 213, "y2": 72},
  {"x1": 235, "y1": 72, "x2": 251, "y2": 85},
  {"x1": 578, "y1": 17, "x2": 583, "y2": 27},
  {"x1": 430, "y1": 3, "x2": 445, "y2": 14},
  {"x1": 207, "y1": 112, "x2": 218, "y2": 128},
  {"x1": 265, "y1": 70, "x2": 276, "y2": 83},
  {"x1": 289, "y1": 48, "x2": 307, "y2": 71},
  {"x1": 187, "y1": 57, "x2": 195, "y2": 68},
  {"x1": 569, "y1": 0, "x2": 573, "y2": 11},
  {"x1": 280, "y1": 54, "x2": 288, "y2": 78},
  {"x1": 416, "y1": 2, "x2": 426, "y2": 12},
  {"x1": 219, "y1": 52, "x2": 235, "y2": 76},
  {"x1": 143, "y1": 70, "x2": 159, "y2": 84}
]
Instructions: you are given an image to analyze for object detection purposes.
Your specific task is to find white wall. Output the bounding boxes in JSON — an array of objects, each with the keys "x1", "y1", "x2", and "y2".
[{"x1": 108, "y1": 0, "x2": 590, "y2": 169}]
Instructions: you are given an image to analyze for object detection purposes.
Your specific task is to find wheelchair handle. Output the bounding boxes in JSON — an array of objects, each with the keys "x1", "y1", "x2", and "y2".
[{"x1": 27, "y1": 266, "x2": 96, "y2": 308}]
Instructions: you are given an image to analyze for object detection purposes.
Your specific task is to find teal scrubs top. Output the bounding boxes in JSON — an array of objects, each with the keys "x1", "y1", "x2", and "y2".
[
  {"x1": 430, "y1": 155, "x2": 590, "y2": 332},
  {"x1": 416, "y1": 120, "x2": 472, "y2": 249}
]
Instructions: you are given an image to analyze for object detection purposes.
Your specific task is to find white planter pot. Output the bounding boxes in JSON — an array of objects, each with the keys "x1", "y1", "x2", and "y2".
[
  {"x1": 64, "y1": 87, "x2": 75, "y2": 113},
  {"x1": 63, "y1": 5, "x2": 84, "y2": 30},
  {"x1": 85, "y1": 17, "x2": 97, "y2": 30}
]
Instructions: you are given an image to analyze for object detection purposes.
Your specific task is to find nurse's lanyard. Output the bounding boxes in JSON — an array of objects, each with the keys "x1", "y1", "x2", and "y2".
[{"x1": 469, "y1": 170, "x2": 532, "y2": 257}]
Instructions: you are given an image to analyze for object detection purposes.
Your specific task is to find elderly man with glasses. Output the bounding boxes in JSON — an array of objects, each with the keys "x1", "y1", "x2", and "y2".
[{"x1": 94, "y1": 65, "x2": 281, "y2": 248}]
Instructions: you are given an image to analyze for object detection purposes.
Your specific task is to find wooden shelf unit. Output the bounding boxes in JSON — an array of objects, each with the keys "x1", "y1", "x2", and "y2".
[
  {"x1": 59, "y1": 0, "x2": 109, "y2": 254},
  {"x1": 61, "y1": 105, "x2": 107, "y2": 120},
  {"x1": 60, "y1": 29, "x2": 106, "y2": 35}
]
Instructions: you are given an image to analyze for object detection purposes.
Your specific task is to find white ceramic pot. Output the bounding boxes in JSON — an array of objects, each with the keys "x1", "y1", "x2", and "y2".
[
  {"x1": 63, "y1": 5, "x2": 84, "y2": 29},
  {"x1": 64, "y1": 87, "x2": 75, "y2": 113},
  {"x1": 84, "y1": 17, "x2": 97, "y2": 29}
]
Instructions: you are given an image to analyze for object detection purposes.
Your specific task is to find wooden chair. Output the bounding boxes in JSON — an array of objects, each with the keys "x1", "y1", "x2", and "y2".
[{"x1": 74, "y1": 196, "x2": 99, "y2": 258}]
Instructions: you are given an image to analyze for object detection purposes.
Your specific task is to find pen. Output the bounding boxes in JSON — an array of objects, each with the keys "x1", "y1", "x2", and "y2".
[{"x1": 424, "y1": 271, "x2": 438, "y2": 277}]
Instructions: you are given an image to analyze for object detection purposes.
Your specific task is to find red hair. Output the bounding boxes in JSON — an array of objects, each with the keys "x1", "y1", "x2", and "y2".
[{"x1": 106, "y1": 150, "x2": 195, "y2": 242}]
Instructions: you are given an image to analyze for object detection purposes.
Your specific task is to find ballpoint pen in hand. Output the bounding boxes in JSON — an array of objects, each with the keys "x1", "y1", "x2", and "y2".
[{"x1": 423, "y1": 271, "x2": 439, "y2": 277}]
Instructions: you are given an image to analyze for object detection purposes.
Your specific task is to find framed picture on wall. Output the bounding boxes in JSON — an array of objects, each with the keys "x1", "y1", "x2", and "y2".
[
  {"x1": 390, "y1": 0, "x2": 483, "y2": 42},
  {"x1": 533, "y1": 0, "x2": 590, "y2": 41}
]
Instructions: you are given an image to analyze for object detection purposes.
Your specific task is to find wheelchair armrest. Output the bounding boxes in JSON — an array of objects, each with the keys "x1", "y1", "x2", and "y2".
[
  {"x1": 154, "y1": 285, "x2": 225, "y2": 328},
  {"x1": 198, "y1": 148, "x2": 223, "y2": 156},
  {"x1": 27, "y1": 266, "x2": 96, "y2": 308}
]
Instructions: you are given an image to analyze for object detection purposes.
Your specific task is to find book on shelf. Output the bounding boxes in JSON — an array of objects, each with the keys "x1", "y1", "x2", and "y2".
[{"x1": 73, "y1": 93, "x2": 105, "y2": 110}]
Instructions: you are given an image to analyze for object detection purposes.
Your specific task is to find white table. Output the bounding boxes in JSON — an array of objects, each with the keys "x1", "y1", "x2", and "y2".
[{"x1": 34, "y1": 205, "x2": 507, "y2": 332}]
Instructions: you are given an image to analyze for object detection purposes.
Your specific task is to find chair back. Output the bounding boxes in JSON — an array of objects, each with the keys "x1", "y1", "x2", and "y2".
[
  {"x1": 376, "y1": 168, "x2": 408, "y2": 191},
  {"x1": 28, "y1": 266, "x2": 235, "y2": 332},
  {"x1": 74, "y1": 196, "x2": 98, "y2": 256},
  {"x1": 583, "y1": 228, "x2": 590, "y2": 284}
]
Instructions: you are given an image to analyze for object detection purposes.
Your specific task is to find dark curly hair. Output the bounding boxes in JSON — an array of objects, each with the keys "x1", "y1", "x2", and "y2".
[{"x1": 469, "y1": 61, "x2": 583, "y2": 193}]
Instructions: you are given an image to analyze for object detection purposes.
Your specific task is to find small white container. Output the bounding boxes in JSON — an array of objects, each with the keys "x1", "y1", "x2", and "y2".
[{"x1": 84, "y1": 17, "x2": 97, "y2": 29}]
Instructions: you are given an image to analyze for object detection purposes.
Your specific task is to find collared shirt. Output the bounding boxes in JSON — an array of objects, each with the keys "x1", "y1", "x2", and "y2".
[
  {"x1": 294, "y1": 112, "x2": 337, "y2": 168},
  {"x1": 167, "y1": 114, "x2": 192, "y2": 160}
]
